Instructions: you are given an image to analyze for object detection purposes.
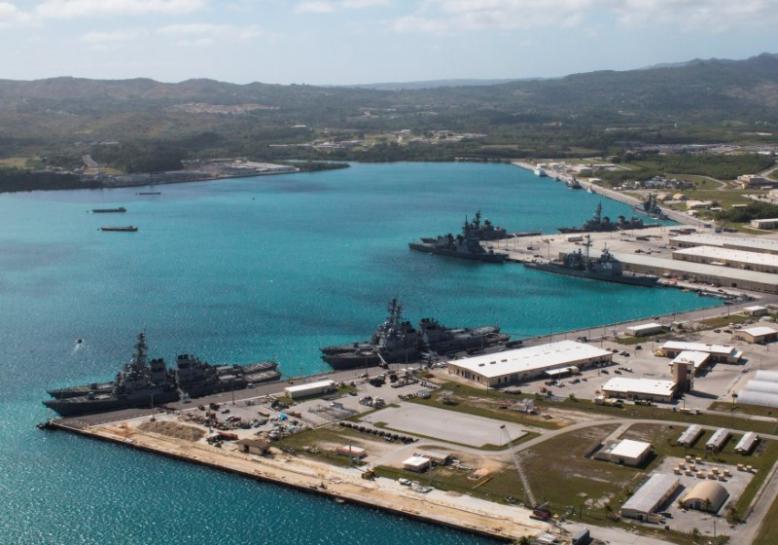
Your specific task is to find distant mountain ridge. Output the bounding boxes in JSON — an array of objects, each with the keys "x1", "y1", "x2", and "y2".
[{"x1": 0, "y1": 52, "x2": 776, "y2": 165}]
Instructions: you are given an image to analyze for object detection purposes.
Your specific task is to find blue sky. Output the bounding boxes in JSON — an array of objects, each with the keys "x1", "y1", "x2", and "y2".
[{"x1": 0, "y1": 0, "x2": 776, "y2": 84}]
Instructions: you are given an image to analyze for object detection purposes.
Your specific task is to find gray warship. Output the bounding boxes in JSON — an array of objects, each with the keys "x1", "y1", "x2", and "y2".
[
  {"x1": 44, "y1": 333, "x2": 280, "y2": 416},
  {"x1": 558, "y1": 203, "x2": 652, "y2": 233},
  {"x1": 409, "y1": 211, "x2": 509, "y2": 263},
  {"x1": 636, "y1": 193, "x2": 668, "y2": 220},
  {"x1": 525, "y1": 235, "x2": 659, "y2": 287},
  {"x1": 321, "y1": 299, "x2": 511, "y2": 370}
]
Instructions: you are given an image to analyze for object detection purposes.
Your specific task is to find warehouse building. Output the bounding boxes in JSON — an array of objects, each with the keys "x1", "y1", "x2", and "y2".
[
  {"x1": 734, "y1": 326, "x2": 778, "y2": 344},
  {"x1": 670, "y1": 351, "x2": 710, "y2": 375},
  {"x1": 673, "y1": 246, "x2": 778, "y2": 275},
  {"x1": 284, "y1": 379, "x2": 337, "y2": 400},
  {"x1": 604, "y1": 252, "x2": 778, "y2": 294},
  {"x1": 659, "y1": 341, "x2": 742, "y2": 363},
  {"x1": 677, "y1": 425, "x2": 703, "y2": 447},
  {"x1": 738, "y1": 370, "x2": 778, "y2": 408},
  {"x1": 620, "y1": 474, "x2": 682, "y2": 520},
  {"x1": 706, "y1": 428, "x2": 731, "y2": 452},
  {"x1": 742, "y1": 305, "x2": 769, "y2": 317},
  {"x1": 625, "y1": 322, "x2": 667, "y2": 337},
  {"x1": 680, "y1": 481, "x2": 730, "y2": 513},
  {"x1": 403, "y1": 455, "x2": 431, "y2": 472},
  {"x1": 735, "y1": 432, "x2": 759, "y2": 455},
  {"x1": 671, "y1": 234, "x2": 778, "y2": 255},
  {"x1": 446, "y1": 340, "x2": 612, "y2": 388},
  {"x1": 598, "y1": 439, "x2": 653, "y2": 467},
  {"x1": 601, "y1": 377, "x2": 677, "y2": 403},
  {"x1": 751, "y1": 218, "x2": 778, "y2": 229}
]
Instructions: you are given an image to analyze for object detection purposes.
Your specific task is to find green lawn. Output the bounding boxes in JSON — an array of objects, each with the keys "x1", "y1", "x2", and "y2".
[
  {"x1": 753, "y1": 494, "x2": 778, "y2": 545},
  {"x1": 273, "y1": 426, "x2": 368, "y2": 467},
  {"x1": 708, "y1": 402, "x2": 778, "y2": 419}
]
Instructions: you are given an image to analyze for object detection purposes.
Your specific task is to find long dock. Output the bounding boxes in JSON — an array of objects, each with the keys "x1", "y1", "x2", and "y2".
[{"x1": 46, "y1": 419, "x2": 548, "y2": 542}]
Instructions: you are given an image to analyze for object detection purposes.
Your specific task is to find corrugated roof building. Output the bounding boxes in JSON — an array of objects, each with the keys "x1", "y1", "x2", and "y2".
[{"x1": 621, "y1": 474, "x2": 681, "y2": 520}]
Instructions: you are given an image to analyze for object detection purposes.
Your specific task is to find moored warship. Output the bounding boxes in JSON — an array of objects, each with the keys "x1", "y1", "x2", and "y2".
[
  {"x1": 525, "y1": 235, "x2": 658, "y2": 287},
  {"x1": 409, "y1": 211, "x2": 509, "y2": 263},
  {"x1": 320, "y1": 299, "x2": 511, "y2": 369},
  {"x1": 558, "y1": 203, "x2": 652, "y2": 233},
  {"x1": 43, "y1": 333, "x2": 281, "y2": 416},
  {"x1": 636, "y1": 193, "x2": 668, "y2": 220}
]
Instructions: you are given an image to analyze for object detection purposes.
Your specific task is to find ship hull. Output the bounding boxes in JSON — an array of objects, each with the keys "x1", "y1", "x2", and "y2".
[
  {"x1": 47, "y1": 382, "x2": 114, "y2": 399},
  {"x1": 322, "y1": 347, "x2": 422, "y2": 370},
  {"x1": 43, "y1": 390, "x2": 180, "y2": 417},
  {"x1": 409, "y1": 242, "x2": 507, "y2": 263},
  {"x1": 525, "y1": 262, "x2": 658, "y2": 287}
]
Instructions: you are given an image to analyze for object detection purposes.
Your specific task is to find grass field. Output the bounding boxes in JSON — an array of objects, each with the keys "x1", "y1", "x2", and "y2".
[
  {"x1": 753, "y1": 494, "x2": 778, "y2": 545},
  {"x1": 273, "y1": 426, "x2": 368, "y2": 467},
  {"x1": 708, "y1": 401, "x2": 778, "y2": 419}
]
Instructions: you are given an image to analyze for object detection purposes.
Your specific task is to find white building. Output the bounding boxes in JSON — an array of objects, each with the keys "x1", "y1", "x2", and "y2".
[
  {"x1": 673, "y1": 246, "x2": 778, "y2": 275},
  {"x1": 670, "y1": 234, "x2": 778, "y2": 255},
  {"x1": 738, "y1": 370, "x2": 778, "y2": 408},
  {"x1": 284, "y1": 379, "x2": 337, "y2": 400},
  {"x1": 670, "y1": 351, "x2": 710, "y2": 375},
  {"x1": 599, "y1": 439, "x2": 652, "y2": 466},
  {"x1": 446, "y1": 340, "x2": 613, "y2": 388},
  {"x1": 677, "y1": 425, "x2": 703, "y2": 447},
  {"x1": 742, "y1": 305, "x2": 769, "y2": 317},
  {"x1": 706, "y1": 428, "x2": 731, "y2": 452},
  {"x1": 751, "y1": 218, "x2": 778, "y2": 229},
  {"x1": 735, "y1": 432, "x2": 759, "y2": 454},
  {"x1": 660, "y1": 341, "x2": 742, "y2": 363},
  {"x1": 621, "y1": 474, "x2": 682, "y2": 520},
  {"x1": 625, "y1": 322, "x2": 666, "y2": 337},
  {"x1": 734, "y1": 326, "x2": 778, "y2": 344},
  {"x1": 602, "y1": 377, "x2": 676, "y2": 403},
  {"x1": 403, "y1": 455, "x2": 431, "y2": 472}
]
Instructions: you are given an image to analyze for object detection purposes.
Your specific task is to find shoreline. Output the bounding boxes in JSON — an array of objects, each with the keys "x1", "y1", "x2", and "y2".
[{"x1": 45, "y1": 419, "x2": 541, "y2": 543}]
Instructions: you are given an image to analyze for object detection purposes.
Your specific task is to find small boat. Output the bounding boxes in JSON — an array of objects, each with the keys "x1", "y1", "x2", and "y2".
[
  {"x1": 92, "y1": 207, "x2": 126, "y2": 213},
  {"x1": 100, "y1": 226, "x2": 138, "y2": 232},
  {"x1": 137, "y1": 191, "x2": 161, "y2": 196}
]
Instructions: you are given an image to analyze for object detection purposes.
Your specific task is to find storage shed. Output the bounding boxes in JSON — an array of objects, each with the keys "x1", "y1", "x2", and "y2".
[
  {"x1": 284, "y1": 379, "x2": 337, "y2": 400},
  {"x1": 600, "y1": 439, "x2": 652, "y2": 467},
  {"x1": 706, "y1": 428, "x2": 731, "y2": 452},
  {"x1": 734, "y1": 326, "x2": 778, "y2": 344},
  {"x1": 402, "y1": 455, "x2": 431, "y2": 472},
  {"x1": 236, "y1": 438, "x2": 271, "y2": 456},
  {"x1": 677, "y1": 425, "x2": 703, "y2": 448},
  {"x1": 735, "y1": 432, "x2": 759, "y2": 455},
  {"x1": 680, "y1": 481, "x2": 730, "y2": 513},
  {"x1": 620, "y1": 474, "x2": 681, "y2": 520}
]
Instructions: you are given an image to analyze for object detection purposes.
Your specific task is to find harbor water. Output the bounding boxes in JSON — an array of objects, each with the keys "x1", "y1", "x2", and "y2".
[{"x1": 0, "y1": 162, "x2": 719, "y2": 544}]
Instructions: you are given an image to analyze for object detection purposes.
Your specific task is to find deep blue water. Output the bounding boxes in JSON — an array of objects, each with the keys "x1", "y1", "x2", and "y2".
[{"x1": 0, "y1": 162, "x2": 718, "y2": 544}]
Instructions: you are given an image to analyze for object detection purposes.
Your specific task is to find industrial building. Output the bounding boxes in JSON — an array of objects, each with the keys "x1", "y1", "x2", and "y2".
[
  {"x1": 625, "y1": 322, "x2": 666, "y2": 337},
  {"x1": 751, "y1": 218, "x2": 778, "y2": 229},
  {"x1": 677, "y1": 425, "x2": 703, "y2": 447},
  {"x1": 735, "y1": 432, "x2": 759, "y2": 455},
  {"x1": 620, "y1": 474, "x2": 681, "y2": 520},
  {"x1": 680, "y1": 481, "x2": 730, "y2": 513},
  {"x1": 738, "y1": 370, "x2": 778, "y2": 408},
  {"x1": 601, "y1": 377, "x2": 677, "y2": 403},
  {"x1": 608, "y1": 252, "x2": 778, "y2": 294},
  {"x1": 706, "y1": 428, "x2": 731, "y2": 452},
  {"x1": 742, "y1": 305, "x2": 769, "y2": 317},
  {"x1": 659, "y1": 341, "x2": 742, "y2": 363},
  {"x1": 284, "y1": 379, "x2": 337, "y2": 400},
  {"x1": 670, "y1": 351, "x2": 710, "y2": 375},
  {"x1": 734, "y1": 326, "x2": 778, "y2": 344},
  {"x1": 598, "y1": 439, "x2": 653, "y2": 466},
  {"x1": 671, "y1": 233, "x2": 778, "y2": 255},
  {"x1": 403, "y1": 455, "x2": 431, "y2": 472},
  {"x1": 673, "y1": 246, "x2": 778, "y2": 275},
  {"x1": 236, "y1": 438, "x2": 271, "y2": 456},
  {"x1": 446, "y1": 340, "x2": 613, "y2": 388}
]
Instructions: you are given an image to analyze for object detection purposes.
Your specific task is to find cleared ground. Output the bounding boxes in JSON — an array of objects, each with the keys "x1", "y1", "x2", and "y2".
[{"x1": 362, "y1": 404, "x2": 527, "y2": 447}]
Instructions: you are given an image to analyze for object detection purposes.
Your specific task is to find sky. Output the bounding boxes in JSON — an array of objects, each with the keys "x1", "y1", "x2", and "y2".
[{"x1": 0, "y1": 0, "x2": 776, "y2": 84}]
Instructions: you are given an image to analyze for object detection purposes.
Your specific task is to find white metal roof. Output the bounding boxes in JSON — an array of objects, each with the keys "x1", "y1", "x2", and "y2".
[
  {"x1": 671, "y1": 350, "x2": 710, "y2": 370},
  {"x1": 403, "y1": 455, "x2": 430, "y2": 468},
  {"x1": 738, "y1": 390, "x2": 778, "y2": 408},
  {"x1": 621, "y1": 474, "x2": 680, "y2": 514},
  {"x1": 735, "y1": 432, "x2": 759, "y2": 453},
  {"x1": 602, "y1": 377, "x2": 676, "y2": 397},
  {"x1": 737, "y1": 326, "x2": 778, "y2": 337},
  {"x1": 447, "y1": 340, "x2": 611, "y2": 379},
  {"x1": 706, "y1": 428, "x2": 731, "y2": 449},
  {"x1": 674, "y1": 246, "x2": 778, "y2": 269},
  {"x1": 610, "y1": 252, "x2": 778, "y2": 285},
  {"x1": 742, "y1": 380, "x2": 778, "y2": 395},
  {"x1": 744, "y1": 305, "x2": 768, "y2": 312},
  {"x1": 678, "y1": 425, "x2": 703, "y2": 445},
  {"x1": 627, "y1": 322, "x2": 665, "y2": 333},
  {"x1": 284, "y1": 379, "x2": 336, "y2": 395},
  {"x1": 662, "y1": 341, "x2": 741, "y2": 358},
  {"x1": 754, "y1": 370, "x2": 778, "y2": 383},
  {"x1": 610, "y1": 439, "x2": 652, "y2": 459},
  {"x1": 670, "y1": 233, "x2": 778, "y2": 254},
  {"x1": 545, "y1": 366, "x2": 579, "y2": 377}
]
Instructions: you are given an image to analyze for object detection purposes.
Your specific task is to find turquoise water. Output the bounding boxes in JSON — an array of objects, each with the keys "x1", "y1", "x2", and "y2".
[{"x1": 0, "y1": 162, "x2": 718, "y2": 544}]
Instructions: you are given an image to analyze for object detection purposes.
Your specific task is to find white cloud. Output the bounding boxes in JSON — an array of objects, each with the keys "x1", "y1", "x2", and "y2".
[
  {"x1": 391, "y1": 0, "x2": 778, "y2": 33},
  {"x1": 37, "y1": 0, "x2": 206, "y2": 19},
  {"x1": 0, "y1": 2, "x2": 32, "y2": 25},
  {"x1": 157, "y1": 22, "x2": 260, "y2": 46},
  {"x1": 294, "y1": 0, "x2": 389, "y2": 13},
  {"x1": 80, "y1": 29, "x2": 139, "y2": 43}
]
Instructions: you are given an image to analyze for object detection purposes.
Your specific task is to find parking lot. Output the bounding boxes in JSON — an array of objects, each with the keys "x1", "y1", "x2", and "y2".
[{"x1": 361, "y1": 403, "x2": 527, "y2": 447}]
